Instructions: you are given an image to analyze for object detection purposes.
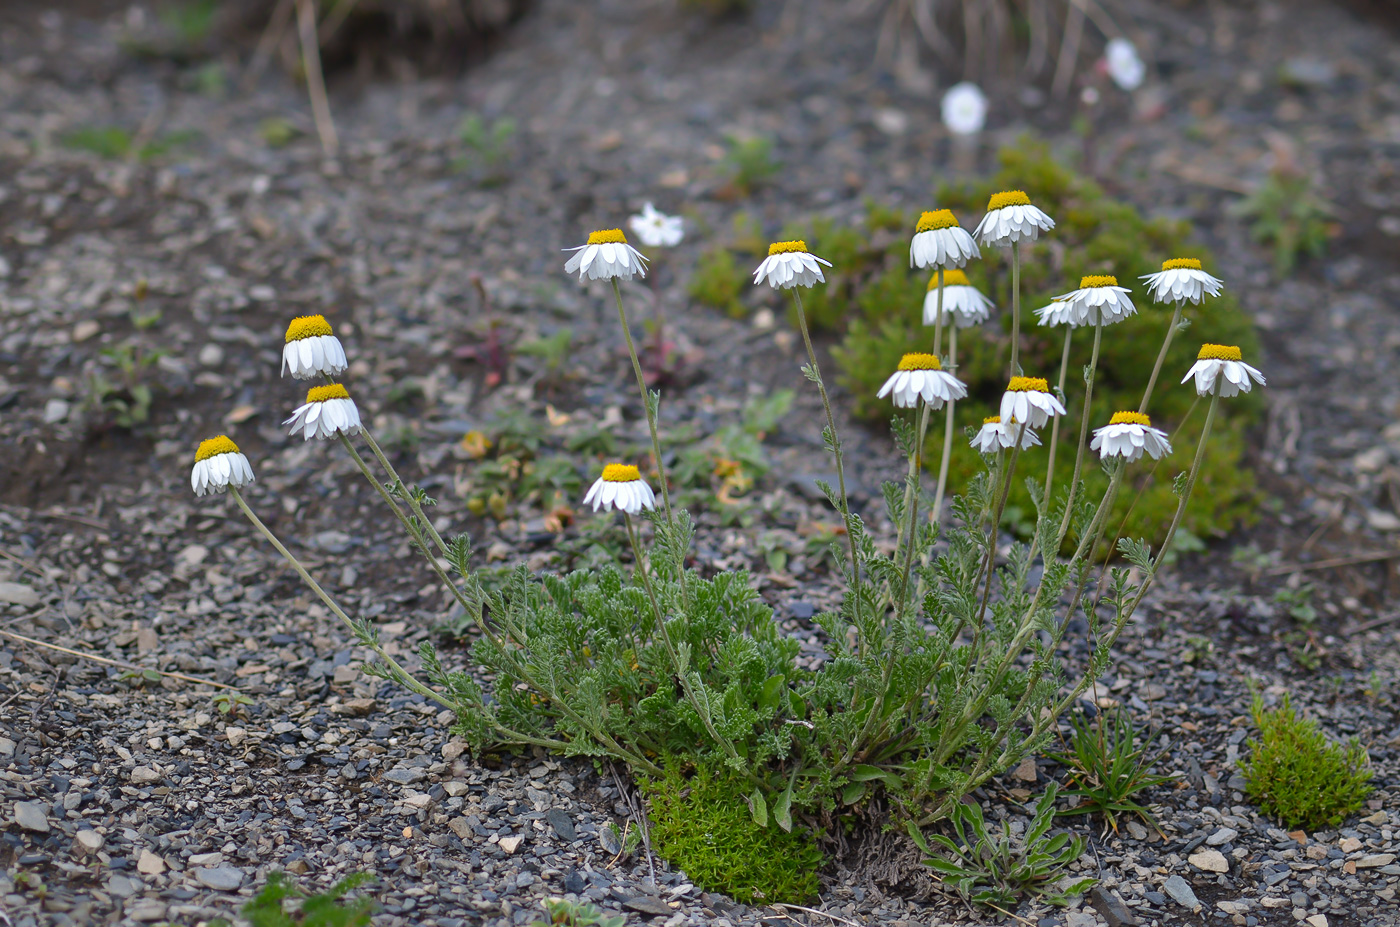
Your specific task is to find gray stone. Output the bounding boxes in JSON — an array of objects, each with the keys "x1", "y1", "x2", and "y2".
[
  {"x1": 73, "y1": 830, "x2": 103, "y2": 855},
  {"x1": 0, "y1": 582, "x2": 41, "y2": 608},
  {"x1": 194, "y1": 867, "x2": 244, "y2": 891},
  {"x1": 1091, "y1": 885, "x2": 1139, "y2": 926},
  {"x1": 13, "y1": 801, "x2": 50, "y2": 833},
  {"x1": 107, "y1": 874, "x2": 142, "y2": 898},
  {"x1": 1189, "y1": 847, "x2": 1229, "y2": 873},
  {"x1": 1065, "y1": 912, "x2": 1097, "y2": 927},
  {"x1": 546, "y1": 808, "x2": 576, "y2": 841},
  {"x1": 128, "y1": 900, "x2": 167, "y2": 922},
  {"x1": 128, "y1": 766, "x2": 162, "y2": 785},
  {"x1": 383, "y1": 767, "x2": 425, "y2": 785},
  {"x1": 622, "y1": 896, "x2": 673, "y2": 916},
  {"x1": 1163, "y1": 875, "x2": 1200, "y2": 910},
  {"x1": 1206, "y1": 827, "x2": 1239, "y2": 846}
]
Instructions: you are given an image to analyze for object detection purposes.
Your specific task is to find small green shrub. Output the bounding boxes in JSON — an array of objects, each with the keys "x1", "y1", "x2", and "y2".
[
  {"x1": 688, "y1": 247, "x2": 748, "y2": 318},
  {"x1": 1240, "y1": 693, "x2": 1372, "y2": 832},
  {"x1": 1050, "y1": 708, "x2": 1171, "y2": 833},
  {"x1": 456, "y1": 113, "x2": 517, "y2": 185},
  {"x1": 794, "y1": 144, "x2": 1262, "y2": 546},
  {"x1": 531, "y1": 898, "x2": 626, "y2": 927},
  {"x1": 61, "y1": 126, "x2": 198, "y2": 162},
  {"x1": 213, "y1": 872, "x2": 376, "y2": 927},
  {"x1": 722, "y1": 135, "x2": 780, "y2": 197},
  {"x1": 1232, "y1": 169, "x2": 1335, "y2": 275},
  {"x1": 643, "y1": 762, "x2": 823, "y2": 904},
  {"x1": 909, "y1": 784, "x2": 1093, "y2": 911}
]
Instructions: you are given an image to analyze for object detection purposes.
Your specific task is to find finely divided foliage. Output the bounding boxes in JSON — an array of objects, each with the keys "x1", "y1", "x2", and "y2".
[{"x1": 197, "y1": 178, "x2": 1266, "y2": 903}]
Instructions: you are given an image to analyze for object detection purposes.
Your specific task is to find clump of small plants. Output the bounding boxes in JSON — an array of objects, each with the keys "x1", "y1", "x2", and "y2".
[
  {"x1": 187, "y1": 173, "x2": 1264, "y2": 902},
  {"x1": 531, "y1": 898, "x2": 627, "y2": 927},
  {"x1": 211, "y1": 871, "x2": 376, "y2": 927},
  {"x1": 1240, "y1": 691, "x2": 1373, "y2": 831},
  {"x1": 1051, "y1": 708, "x2": 1171, "y2": 834}
]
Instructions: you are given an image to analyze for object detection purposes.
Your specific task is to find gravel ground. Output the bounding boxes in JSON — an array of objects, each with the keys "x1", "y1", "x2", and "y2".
[{"x1": 2, "y1": 1, "x2": 1399, "y2": 925}]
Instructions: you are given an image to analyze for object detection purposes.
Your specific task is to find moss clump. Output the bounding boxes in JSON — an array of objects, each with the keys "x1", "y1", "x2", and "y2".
[
  {"x1": 689, "y1": 247, "x2": 748, "y2": 318},
  {"x1": 785, "y1": 144, "x2": 1261, "y2": 546},
  {"x1": 642, "y1": 763, "x2": 823, "y2": 905},
  {"x1": 1240, "y1": 693, "x2": 1373, "y2": 832}
]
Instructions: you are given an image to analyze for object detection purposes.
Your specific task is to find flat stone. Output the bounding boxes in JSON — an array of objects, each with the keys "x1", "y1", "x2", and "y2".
[
  {"x1": 1362, "y1": 811, "x2": 1389, "y2": 826},
  {"x1": 224, "y1": 727, "x2": 247, "y2": 747},
  {"x1": 0, "y1": 582, "x2": 41, "y2": 608},
  {"x1": 1356, "y1": 854, "x2": 1395, "y2": 868},
  {"x1": 189, "y1": 852, "x2": 222, "y2": 867},
  {"x1": 1091, "y1": 885, "x2": 1139, "y2": 926},
  {"x1": 443, "y1": 781, "x2": 470, "y2": 798},
  {"x1": 194, "y1": 867, "x2": 244, "y2": 891},
  {"x1": 382, "y1": 767, "x2": 425, "y2": 785},
  {"x1": 1305, "y1": 915, "x2": 1329, "y2": 927},
  {"x1": 107, "y1": 874, "x2": 142, "y2": 898},
  {"x1": 74, "y1": 830, "x2": 103, "y2": 855},
  {"x1": 137, "y1": 849, "x2": 166, "y2": 875},
  {"x1": 448, "y1": 817, "x2": 473, "y2": 840},
  {"x1": 623, "y1": 896, "x2": 674, "y2": 916},
  {"x1": 129, "y1": 766, "x2": 162, "y2": 786},
  {"x1": 546, "y1": 808, "x2": 577, "y2": 841},
  {"x1": 1011, "y1": 756, "x2": 1038, "y2": 782},
  {"x1": 1065, "y1": 912, "x2": 1098, "y2": 927},
  {"x1": 1261, "y1": 897, "x2": 1291, "y2": 908},
  {"x1": 1339, "y1": 837, "x2": 1362, "y2": 853},
  {"x1": 1163, "y1": 874, "x2": 1200, "y2": 910},
  {"x1": 128, "y1": 900, "x2": 167, "y2": 922},
  {"x1": 498, "y1": 835, "x2": 524, "y2": 854},
  {"x1": 13, "y1": 801, "x2": 50, "y2": 833},
  {"x1": 1189, "y1": 848, "x2": 1229, "y2": 873},
  {"x1": 1206, "y1": 827, "x2": 1238, "y2": 846},
  {"x1": 1216, "y1": 900, "x2": 1249, "y2": 915}
]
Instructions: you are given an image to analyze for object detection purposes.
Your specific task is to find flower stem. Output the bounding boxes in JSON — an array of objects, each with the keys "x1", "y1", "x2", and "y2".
[
  {"x1": 1055, "y1": 317, "x2": 1104, "y2": 549},
  {"x1": 790, "y1": 287, "x2": 862, "y2": 603},
  {"x1": 896, "y1": 400, "x2": 932, "y2": 618},
  {"x1": 1043, "y1": 326, "x2": 1073, "y2": 509},
  {"x1": 359, "y1": 426, "x2": 449, "y2": 557},
  {"x1": 1139, "y1": 301, "x2": 1182, "y2": 414},
  {"x1": 931, "y1": 326, "x2": 958, "y2": 524},
  {"x1": 932, "y1": 267, "x2": 945, "y2": 357},
  {"x1": 1009, "y1": 241, "x2": 1021, "y2": 378},
  {"x1": 612, "y1": 279, "x2": 677, "y2": 527},
  {"x1": 975, "y1": 422, "x2": 1028, "y2": 627}
]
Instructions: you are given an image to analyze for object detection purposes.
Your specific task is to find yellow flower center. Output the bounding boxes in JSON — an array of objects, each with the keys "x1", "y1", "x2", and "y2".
[
  {"x1": 285, "y1": 315, "x2": 334, "y2": 344},
  {"x1": 1109, "y1": 411, "x2": 1151, "y2": 426},
  {"x1": 306, "y1": 383, "x2": 351, "y2": 403},
  {"x1": 1198, "y1": 344, "x2": 1243, "y2": 361},
  {"x1": 1163, "y1": 258, "x2": 1203, "y2": 271},
  {"x1": 915, "y1": 209, "x2": 959, "y2": 233},
  {"x1": 983, "y1": 415, "x2": 1001, "y2": 425},
  {"x1": 602, "y1": 463, "x2": 641, "y2": 483},
  {"x1": 195, "y1": 435, "x2": 240, "y2": 462},
  {"x1": 897, "y1": 353, "x2": 942, "y2": 371},
  {"x1": 987, "y1": 190, "x2": 1031, "y2": 210},
  {"x1": 928, "y1": 269, "x2": 971, "y2": 289},
  {"x1": 1079, "y1": 275, "x2": 1118, "y2": 289},
  {"x1": 767, "y1": 240, "x2": 808, "y2": 256},
  {"x1": 1006, "y1": 376, "x2": 1050, "y2": 393},
  {"x1": 587, "y1": 229, "x2": 628, "y2": 245}
]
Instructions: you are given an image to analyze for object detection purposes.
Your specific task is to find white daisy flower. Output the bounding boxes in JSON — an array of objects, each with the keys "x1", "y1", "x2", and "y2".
[
  {"x1": 1034, "y1": 296, "x2": 1083, "y2": 328},
  {"x1": 972, "y1": 190, "x2": 1056, "y2": 247},
  {"x1": 564, "y1": 228, "x2": 649, "y2": 282},
  {"x1": 284, "y1": 383, "x2": 363, "y2": 441},
  {"x1": 999, "y1": 376, "x2": 1067, "y2": 429},
  {"x1": 1140, "y1": 258, "x2": 1224, "y2": 305},
  {"x1": 1046, "y1": 275, "x2": 1137, "y2": 327},
  {"x1": 1105, "y1": 37, "x2": 1146, "y2": 91},
  {"x1": 876, "y1": 353, "x2": 969, "y2": 409},
  {"x1": 753, "y1": 240, "x2": 833, "y2": 290},
  {"x1": 923, "y1": 269, "x2": 993, "y2": 328},
  {"x1": 582, "y1": 463, "x2": 657, "y2": 516},
  {"x1": 910, "y1": 209, "x2": 980, "y2": 270},
  {"x1": 971, "y1": 415, "x2": 1042, "y2": 453},
  {"x1": 628, "y1": 202, "x2": 684, "y2": 249},
  {"x1": 282, "y1": 314, "x2": 349, "y2": 380},
  {"x1": 1091, "y1": 411, "x2": 1172, "y2": 462},
  {"x1": 191, "y1": 435, "x2": 255, "y2": 496},
  {"x1": 1182, "y1": 344, "x2": 1266, "y2": 397},
  {"x1": 941, "y1": 82, "x2": 987, "y2": 136}
]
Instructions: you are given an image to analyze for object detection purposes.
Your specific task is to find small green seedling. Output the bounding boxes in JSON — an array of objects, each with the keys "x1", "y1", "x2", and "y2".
[
  {"x1": 1051, "y1": 709, "x2": 1172, "y2": 834},
  {"x1": 531, "y1": 897, "x2": 627, "y2": 927},
  {"x1": 211, "y1": 871, "x2": 376, "y2": 927}
]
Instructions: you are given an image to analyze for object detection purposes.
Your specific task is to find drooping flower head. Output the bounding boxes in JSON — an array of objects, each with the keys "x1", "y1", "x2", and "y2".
[
  {"x1": 1043, "y1": 275, "x2": 1137, "y2": 327},
  {"x1": 910, "y1": 209, "x2": 980, "y2": 270},
  {"x1": 999, "y1": 376, "x2": 1066, "y2": 428},
  {"x1": 628, "y1": 203, "x2": 684, "y2": 249},
  {"x1": 191, "y1": 435, "x2": 255, "y2": 496},
  {"x1": 582, "y1": 463, "x2": 657, "y2": 516},
  {"x1": 282, "y1": 315, "x2": 348, "y2": 380},
  {"x1": 1141, "y1": 258, "x2": 1224, "y2": 306},
  {"x1": 1182, "y1": 344, "x2": 1265, "y2": 397},
  {"x1": 972, "y1": 190, "x2": 1056, "y2": 247},
  {"x1": 1104, "y1": 37, "x2": 1146, "y2": 91},
  {"x1": 1091, "y1": 411, "x2": 1172, "y2": 462},
  {"x1": 941, "y1": 82, "x2": 987, "y2": 136},
  {"x1": 284, "y1": 383, "x2": 363, "y2": 442},
  {"x1": 876, "y1": 353, "x2": 969, "y2": 409},
  {"x1": 971, "y1": 415, "x2": 1042, "y2": 453},
  {"x1": 923, "y1": 269, "x2": 993, "y2": 328},
  {"x1": 753, "y1": 240, "x2": 833, "y2": 290},
  {"x1": 564, "y1": 229, "x2": 649, "y2": 282}
]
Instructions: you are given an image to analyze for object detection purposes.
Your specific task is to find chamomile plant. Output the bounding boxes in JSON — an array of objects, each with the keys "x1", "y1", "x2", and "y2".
[{"x1": 191, "y1": 178, "x2": 1262, "y2": 899}]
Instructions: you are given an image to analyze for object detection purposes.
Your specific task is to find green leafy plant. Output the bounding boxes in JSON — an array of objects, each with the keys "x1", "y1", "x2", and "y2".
[
  {"x1": 61, "y1": 126, "x2": 198, "y2": 162},
  {"x1": 1273, "y1": 584, "x2": 1318, "y2": 626},
  {"x1": 643, "y1": 762, "x2": 823, "y2": 904},
  {"x1": 908, "y1": 784, "x2": 1093, "y2": 911},
  {"x1": 531, "y1": 898, "x2": 626, "y2": 927},
  {"x1": 212, "y1": 690, "x2": 254, "y2": 716},
  {"x1": 212, "y1": 872, "x2": 375, "y2": 927},
  {"x1": 721, "y1": 135, "x2": 779, "y2": 197},
  {"x1": 1240, "y1": 692, "x2": 1372, "y2": 831},
  {"x1": 456, "y1": 113, "x2": 517, "y2": 185},
  {"x1": 1232, "y1": 169, "x2": 1335, "y2": 275},
  {"x1": 1050, "y1": 709, "x2": 1172, "y2": 833},
  {"x1": 83, "y1": 342, "x2": 167, "y2": 431},
  {"x1": 517, "y1": 327, "x2": 576, "y2": 384},
  {"x1": 688, "y1": 247, "x2": 748, "y2": 318}
]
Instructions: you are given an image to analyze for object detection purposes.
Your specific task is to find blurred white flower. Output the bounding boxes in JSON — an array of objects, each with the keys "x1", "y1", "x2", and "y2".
[
  {"x1": 971, "y1": 416, "x2": 1041, "y2": 453},
  {"x1": 877, "y1": 353, "x2": 968, "y2": 409},
  {"x1": 1141, "y1": 258, "x2": 1224, "y2": 305},
  {"x1": 1091, "y1": 411, "x2": 1172, "y2": 462},
  {"x1": 923, "y1": 269, "x2": 993, "y2": 328},
  {"x1": 191, "y1": 436, "x2": 255, "y2": 496},
  {"x1": 1182, "y1": 344, "x2": 1266, "y2": 397},
  {"x1": 1105, "y1": 37, "x2": 1145, "y2": 91},
  {"x1": 564, "y1": 229, "x2": 649, "y2": 282},
  {"x1": 582, "y1": 464, "x2": 656, "y2": 516},
  {"x1": 753, "y1": 240, "x2": 833, "y2": 290},
  {"x1": 628, "y1": 202, "x2": 684, "y2": 249},
  {"x1": 941, "y1": 82, "x2": 987, "y2": 136}
]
